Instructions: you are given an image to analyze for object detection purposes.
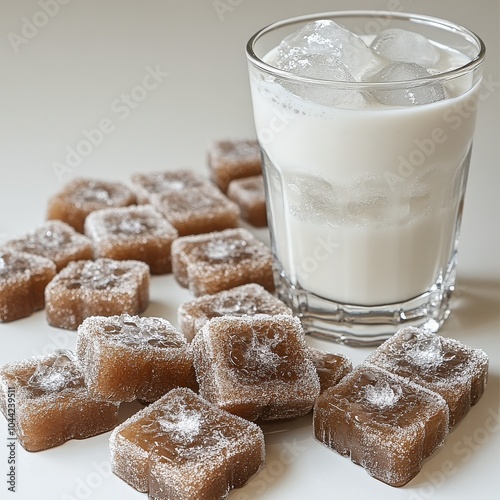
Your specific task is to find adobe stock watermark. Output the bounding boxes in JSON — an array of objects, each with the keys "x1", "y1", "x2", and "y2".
[
  {"x1": 60, "y1": 460, "x2": 112, "y2": 500},
  {"x1": 296, "y1": 234, "x2": 340, "y2": 281},
  {"x1": 51, "y1": 64, "x2": 168, "y2": 182},
  {"x1": 353, "y1": 0, "x2": 414, "y2": 36},
  {"x1": 7, "y1": 0, "x2": 73, "y2": 54},
  {"x1": 257, "y1": 107, "x2": 296, "y2": 146},
  {"x1": 5, "y1": 387, "x2": 16, "y2": 494},
  {"x1": 213, "y1": 0, "x2": 244, "y2": 22}
]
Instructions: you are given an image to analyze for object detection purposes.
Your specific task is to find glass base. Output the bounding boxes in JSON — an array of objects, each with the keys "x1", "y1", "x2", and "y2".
[{"x1": 273, "y1": 259, "x2": 456, "y2": 347}]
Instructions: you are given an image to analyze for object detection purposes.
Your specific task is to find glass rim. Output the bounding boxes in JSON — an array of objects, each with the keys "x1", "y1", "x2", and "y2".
[{"x1": 246, "y1": 10, "x2": 486, "y2": 89}]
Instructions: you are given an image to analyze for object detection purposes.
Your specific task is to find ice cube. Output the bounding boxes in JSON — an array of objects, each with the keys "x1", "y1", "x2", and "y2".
[
  {"x1": 371, "y1": 29, "x2": 440, "y2": 68},
  {"x1": 370, "y1": 62, "x2": 445, "y2": 106}
]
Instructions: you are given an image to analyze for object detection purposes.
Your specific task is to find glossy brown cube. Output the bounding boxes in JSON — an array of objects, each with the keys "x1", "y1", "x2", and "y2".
[
  {"x1": 110, "y1": 388, "x2": 265, "y2": 499},
  {"x1": 307, "y1": 347, "x2": 352, "y2": 393},
  {"x1": 76, "y1": 314, "x2": 198, "y2": 403},
  {"x1": 227, "y1": 175, "x2": 267, "y2": 227},
  {"x1": 0, "y1": 350, "x2": 119, "y2": 451}
]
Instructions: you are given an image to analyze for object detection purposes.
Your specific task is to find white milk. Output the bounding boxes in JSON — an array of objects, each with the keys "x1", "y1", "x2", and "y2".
[{"x1": 250, "y1": 45, "x2": 479, "y2": 306}]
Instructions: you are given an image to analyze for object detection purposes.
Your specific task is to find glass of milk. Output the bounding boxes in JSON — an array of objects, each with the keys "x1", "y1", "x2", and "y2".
[{"x1": 246, "y1": 11, "x2": 485, "y2": 345}]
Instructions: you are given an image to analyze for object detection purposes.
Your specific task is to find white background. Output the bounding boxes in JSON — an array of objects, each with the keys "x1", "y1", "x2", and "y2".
[{"x1": 0, "y1": 0, "x2": 498, "y2": 499}]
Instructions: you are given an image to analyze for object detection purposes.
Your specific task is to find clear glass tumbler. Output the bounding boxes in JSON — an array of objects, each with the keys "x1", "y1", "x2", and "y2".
[{"x1": 246, "y1": 11, "x2": 485, "y2": 345}]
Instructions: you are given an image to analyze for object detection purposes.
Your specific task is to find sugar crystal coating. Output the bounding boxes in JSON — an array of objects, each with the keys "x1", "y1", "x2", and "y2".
[
  {"x1": 84, "y1": 205, "x2": 179, "y2": 274},
  {"x1": 2, "y1": 220, "x2": 93, "y2": 271},
  {"x1": 171, "y1": 228, "x2": 274, "y2": 296},
  {"x1": 47, "y1": 178, "x2": 136, "y2": 233},
  {"x1": 77, "y1": 315, "x2": 198, "y2": 402},
  {"x1": 227, "y1": 175, "x2": 267, "y2": 227},
  {"x1": 208, "y1": 140, "x2": 262, "y2": 193},
  {"x1": 0, "y1": 350, "x2": 119, "y2": 451},
  {"x1": 313, "y1": 365, "x2": 449, "y2": 487},
  {"x1": 307, "y1": 347, "x2": 352, "y2": 393},
  {"x1": 110, "y1": 388, "x2": 265, "y2": 499},
  {"x1": 151, "y1": 184, "x2": 240, "y2": 236},
  {"x1": 365, "y1": 327, "x2": 489, "y2": 426},
  {"x1": 177, "y1": 283, "x2": 291, "y2": 342},
  {"x1": 0, "y1": 250, "x2": 56, "y2": 322},
  {"x1": 45, "y1": 258, "x2": 150, "y2": 330},
  {"x1": 192, "y1": 314, "x2": 320, "y2": 421}
]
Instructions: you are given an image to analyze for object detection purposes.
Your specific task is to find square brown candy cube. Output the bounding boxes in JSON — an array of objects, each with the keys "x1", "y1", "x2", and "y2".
[
  {"x1": 77, "y1": 315, "x2": 198, "y2": 403},
  {"x1": 45, "y1": 258, "x2": 149, "y2": 330},
  {"x1": 313, "y1": 365, "x2": 449, "y2": 487},
  {"x1": 0, "y1": 250, "x2": 56, "y2": 322},
  {"x1": 131, "y1": 170, "x2": 209, "y2": 204},
  {"x1": 171, "y1": 228, "x2": 274, "y2": 296},
  {"x1": 151, "y1": 184, "x2": 240, "y2": 237},
  {"x1": 307, "y1": 347, "x2": 352, "y2": 393},
  {"x1": 110, "y1": 388, "x2": 265, "y2": 499},
  {"x1": 208, "y1": 140, "x2": 262, "y2": 193},
  {"x1": 227, "y1": 175, "x2": 267, "y2": 227},
  {"x1": 47, "y1": 178, "x2": 136, "y2": 233},
  {"x1": 84, "y1": 205, "x2": 178, "y2": 274},
  {"x1": 178, "y1": 283, "x2": 291, "y2": 342},
  {"x1": 2, "y1": 220, "x2": 93, "y2": 272},
  {"x1": 192, "y1": 314, "x2": 320, "y2": 421},
  {"x1": 0, "y1": 350, "x2": 119, "y2": 451},
  {"x1": 365, "y1": 327, "x2": 489, "y2": 426}
]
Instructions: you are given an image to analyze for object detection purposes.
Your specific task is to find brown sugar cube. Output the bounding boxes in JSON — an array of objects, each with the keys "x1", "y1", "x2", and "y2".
[
  {"x1": 313, "y1": 365, "x2": 449, "y2": 487},
  {"x1": 178, "y1": 283, "x2": 291, "y2": 342},
  {"x1": 365, "y1": 327, "x2": 489, "y2": 427},
  {"x1": 0, "y1": 350, "x2": 119, "y2": 451},
  {"x1": 171, "y1": 228, "x2": 274, "y2": 296},
  {"x1": 191, "y1": 314, "x2": 320, "y2": 421},
  {"x1": 208, "y1": 140, "x2": 262, "y2": 193},
  {"x1": 0, "y1": 250, "x2": 56, "y2": 322},
  {"x1": 227, "y1": 175, "x2": 267, "y2": 227},
  {"x1": 45, "y1": 258, "x2": 149, "y2": 330},
  {"x1": 2, "y1": 220, "x2": 93, "y2": 272},
  {"x1": 131, "y1": 170, "x2": 209, "y2": 204},
  {"x1": 84, "y1": 205, "x2": 178, "y2": 274},
  {"x1": 307, "y1": 347, "x2": 352, "y2": 393},
  {"x1": 151, "y1": 184, "x2": 240, "y2": 236},
  {"x1": 77, "y1": 315, "x2": 198, "y2": 403},
  {"x1": 47, "y1": 178, "x2": 136, "y2": 233},
  {"x1": 110, "y1": 388, "x2": 265, "y2": 499}
]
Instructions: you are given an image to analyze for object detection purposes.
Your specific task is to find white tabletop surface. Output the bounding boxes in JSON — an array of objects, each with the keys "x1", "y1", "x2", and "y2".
[{"x1": 0, "y1": 0, "x2": 498, "y2": 499}]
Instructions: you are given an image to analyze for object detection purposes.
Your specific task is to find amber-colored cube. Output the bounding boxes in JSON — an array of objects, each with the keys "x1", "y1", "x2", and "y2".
[
  {"x1": 178, "y1": 283, "x2": 291, "y2": 342},
  {"x1": 84, "y1": 205, "x2": 178, "y2": 274},
  {"x1": 131, "y1": 170, "x2": 209, "y2": 204},
  {"x1": 0, "y1": 350, "x2": 119, "y2": 451},
  {"x1": 77, "y1": 315, "x2": 198, "y2": 402},
  {"x1": 192, "y1": 314, "x2": 320, "y2": 421},
  {"x1": 171, "y1": 228, "x2": 274, "y2": 296},
  {"x1": 0, "y1": 250, "x2": 56, "y2": 322},
  {"x1": 110, "y1": 388, "x2": 265, "y2": 499},
  {"x1": 208, "y1": 140, "x2": 262, "y2": 193},
  {"x1": 365, "y1": 327, "x2": 489, "y2": 426},
  {"x1": 307, "y1": 347, "x2": 352, "y2": 393},
  {"x1": 45, "y1": 258, "x2": 149, "y2": 330},
  {"x1": 313, "y1": 365, "x2": 449, "y2": 487},
  {"x1": 2, "y1": 220, "x2": 93, "y2": 272},
  {"x1": 151, "y1": 184, "x2": 240, "y2": 236},
  {"x1": 227, "y1": 175, "x2": 267, "y2": 227},
  {"x1": 47, "y1": 178, "x2": 136, "y2": 233}
]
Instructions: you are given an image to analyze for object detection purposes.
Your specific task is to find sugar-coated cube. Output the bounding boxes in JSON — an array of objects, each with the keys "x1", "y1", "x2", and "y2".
[
  {"x1": 131, "y1": 170, "x2": 209, "y2": 204},
  {"x1": 47, "y1": 178, "x2": 136, "y2": 233},
  {"x1": 77, "y1": 315, "x2": 198, "y2": 402},
  {"x1": 307, "y1": 347, "x2": 352, "y2": 393},
  {"x1": 192, "y1": 314, "x2": 320, "y2": 421},
  {"x1": 365, "y1": 327, "x2": 489, "y2": 426},
  {"x1": 151, "y1": 184, "x2": 240, "y2": 236},
  {"x1": 110, "y1": 388, "x2": 265, "y2": 499},
  {"x1": 227, "y1": 175, "x2": 267, "y2": 227},
  {"x1": 0, "y1": 350, "x2": 119, "y2": 451},
  {"x1": 208, "y1": 140, "x2": 262, "y2": 193},
  {"x1": 171, "y1": 228, "x2": 274, "y2": 296},
  {"x1": 178, "y1": 283, "x2": 291, "y2": 342},
  {"x1": 2, "y1": 220, "x2": 93, "y2": 271},
  {"x1": 45, "y1": 258, "x2": 149, "y2": 330},
  {"x1": 313, "y1": 365, "x2": 449, "y2": 487},
  {"x1": 0, "y1": 250, "x2": 56, "y2": 322},
  {"x1": 84, "y1": 205, "x2": 178, "y2": 274}
]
